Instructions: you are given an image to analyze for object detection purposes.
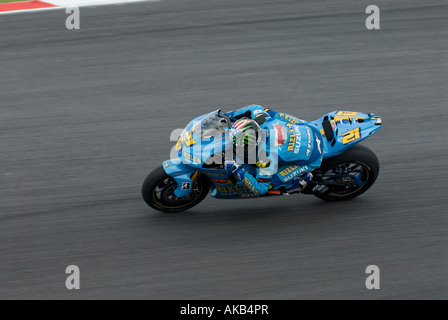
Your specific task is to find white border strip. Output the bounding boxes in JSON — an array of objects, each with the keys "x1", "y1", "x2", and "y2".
[
  {"x1": 45, "y1": 0, "x2": 158, "y2": 6},
  {"x1": 0, "y1": 0, "x2": 159, "y2": 15},
  {"x1": 0, "y1": 7, "x2": 61, "y2": 15}
]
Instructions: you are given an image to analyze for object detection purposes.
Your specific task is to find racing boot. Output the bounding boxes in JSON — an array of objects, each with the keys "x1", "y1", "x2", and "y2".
[{"x1": 288, "y1": 172, "x2": 313, "y2": 194}]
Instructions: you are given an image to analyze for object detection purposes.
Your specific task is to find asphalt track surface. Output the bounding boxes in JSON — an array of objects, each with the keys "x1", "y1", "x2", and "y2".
[{"x1": 1, "y1": 0, "x2": 447, "y2": 300}]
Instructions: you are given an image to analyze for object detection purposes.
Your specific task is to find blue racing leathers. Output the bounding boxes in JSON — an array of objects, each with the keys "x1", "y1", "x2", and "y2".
[{"x1": 224, "y1": 105, "x2": 324, "y2": 195}]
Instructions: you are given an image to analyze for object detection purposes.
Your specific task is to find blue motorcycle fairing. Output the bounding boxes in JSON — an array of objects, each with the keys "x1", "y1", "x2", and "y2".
[
  {"x1": 165, "y1": 139, "x2": 233, "y2": 198},
  {"x1": 162, "y1": 159, "x2": 198, "y2": 197},
  {"x1": 162, "y1": 109, "x2": 382, "y2": 199},
  {"x1": 308, "y1": 110, "x2": 382, "y2": 159},
  {"x1": 176, "y1": 110, "x2": 232, "y2": 167},
  {"x1": 163, "y1": 158, "x2": 243, "y2": 199}
]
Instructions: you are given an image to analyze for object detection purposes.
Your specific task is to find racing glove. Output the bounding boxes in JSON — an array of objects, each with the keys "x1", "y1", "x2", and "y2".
[{"x1": 225, "y1": 160, "x2": 246, "y2": 181}]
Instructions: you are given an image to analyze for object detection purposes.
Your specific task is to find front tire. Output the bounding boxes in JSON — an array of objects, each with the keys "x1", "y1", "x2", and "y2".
[
  {"x1": 313, "y1": 144, "x2": 380, "y2": 201},
  {"x1": 142, "y1": 166, "x2": 211, "y2": 213}
]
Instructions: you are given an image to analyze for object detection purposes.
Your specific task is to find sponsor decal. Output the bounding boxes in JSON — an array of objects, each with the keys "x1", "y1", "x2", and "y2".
[
  {"x1": 203, "y1": 171, "x2": 226, "y2": 177},
  {"x1": 306, "y1": 127, "x2": 312, "y2": 157},
  {"x1": 183, "y1": 151, "x2": 201, "y2": 164},
  {"x1": 215, "y1": 191, "x2": 242, "y2": 197},
  {"x1": 315, "y1": 134, "x2": 322, "y2": 154},
  {"x1": 279, "y1": 165, "x2": 300, "y2": 177},
  {"x1": 279, "y1": 165, "x2": 309, "y2": 182},
  {"x1": 241, "y1": 193, "x2": 260, "y2": 198},
  {"x1": 244, "y1": 177, "x2": 260, "y2": 194},
  {"x1": 334, "y1": 110, "x2": 365, "y2": 123},
  {"x1": 182, "y1": 131, "x2": 196, "y2": 147},
  {"x1": 175, "y1": 139, "x2": 182, "y2": 151},
  {"x1": 293, "y1": 126, "x2": 301, "y2": 154},
  {"x1": 331, "y1": 120, "x2": 337, "y2": 131},
  {"x1": 285, "y1": 124, "x2": 304, "y2": 154},
  {"x1": 273, "y1": 125, "x2": 287, "y2": 146},
  {"x1": 286, "y1": 123, "x2": 296, "y2": 152},
  {"x1": 216, "y1": 184, "x2": 250, "y2": 194},
  {"x1": 283, "y1": 171, "x2": 300, "y2": 182},
  {"x1": 336, "y1": 111, "x2": 358, "y2": 116},
  {"x1": 181, "y1": 182, "x2": 191, "y2": 190},
  {"x1": 278, "y1": 113, "x2": 300, "y2": 124}
]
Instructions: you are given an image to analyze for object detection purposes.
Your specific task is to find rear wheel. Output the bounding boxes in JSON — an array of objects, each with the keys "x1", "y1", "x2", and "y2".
[
  {"x1": 142, "y1": 166, "x2": 211, "y2": 213},
  {"x1": 312, "y1": 144, "x2": 379, "y2": 201}
]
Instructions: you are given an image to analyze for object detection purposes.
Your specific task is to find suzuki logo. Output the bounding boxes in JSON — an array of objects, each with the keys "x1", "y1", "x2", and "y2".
[{"x1": 315, "y1": 135, "x2": 322, "y2": 154}]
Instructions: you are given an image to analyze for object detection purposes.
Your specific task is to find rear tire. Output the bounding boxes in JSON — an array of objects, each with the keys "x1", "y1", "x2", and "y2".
[
  {"x1": 313, "y1": 144, "x2": 379, "y2": 201},
  {"x1": 142, "y1": 166, "x2": 211, "y2": 213}
]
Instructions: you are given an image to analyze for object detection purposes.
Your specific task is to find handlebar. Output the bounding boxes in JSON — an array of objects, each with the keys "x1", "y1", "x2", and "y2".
[{"x1": 218, "y1": 113, "x2": 232, "y2": 129}]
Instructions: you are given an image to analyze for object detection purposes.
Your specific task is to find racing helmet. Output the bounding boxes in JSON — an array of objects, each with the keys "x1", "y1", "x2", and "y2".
[{"x1": 228, "y1": 118, "x2": 263, "y2": 154}]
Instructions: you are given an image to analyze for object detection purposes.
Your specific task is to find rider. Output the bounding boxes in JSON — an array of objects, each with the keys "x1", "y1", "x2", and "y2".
[{"x1": 223, "y1": 105, "x2": 324, "y2": 195}]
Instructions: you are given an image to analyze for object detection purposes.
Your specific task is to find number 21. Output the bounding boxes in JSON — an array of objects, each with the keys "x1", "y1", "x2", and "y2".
[{"x1": 342, "y1": 127, "x2": 361, "y2": 144}]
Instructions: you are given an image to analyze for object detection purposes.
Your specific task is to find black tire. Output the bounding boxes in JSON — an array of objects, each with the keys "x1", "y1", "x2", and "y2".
[
  {"x1": 142, "y1": 166, "x2": 211, "y2": 213},
  {"x1": 313, "y1": 144, "x2": 379, "y2": 201}
]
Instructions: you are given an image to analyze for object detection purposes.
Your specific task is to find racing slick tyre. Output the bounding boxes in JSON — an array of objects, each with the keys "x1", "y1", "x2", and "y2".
[
  {"x1": 312, "y1": 144, "x2": 380, "y2": 201},
  {"x1": 142, "y1": 166, "x2": 211, "y2": 213}
]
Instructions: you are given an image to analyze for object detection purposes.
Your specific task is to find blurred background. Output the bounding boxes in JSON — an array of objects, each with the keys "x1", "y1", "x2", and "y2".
[{"x1": 0, "y1": 0, "x2": 447, "y2": 299}]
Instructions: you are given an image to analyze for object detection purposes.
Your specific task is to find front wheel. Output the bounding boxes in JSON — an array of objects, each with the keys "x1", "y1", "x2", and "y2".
[
  {"x1": 312, "y1": 144, "x2": 380, "y2": 201},
  {"x1": 142, "y1": 166, "x2": 211, "y2": 213}
]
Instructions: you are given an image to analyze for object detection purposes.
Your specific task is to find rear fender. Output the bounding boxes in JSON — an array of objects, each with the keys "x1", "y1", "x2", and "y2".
[{"x1": 309, "y1": 111, "x2": 382, "y2": 159}]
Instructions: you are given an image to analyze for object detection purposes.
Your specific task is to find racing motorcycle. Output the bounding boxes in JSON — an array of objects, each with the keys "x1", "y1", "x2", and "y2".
[{"x1": 142, "y1": 110, "x2": 382, "y2": 213}]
